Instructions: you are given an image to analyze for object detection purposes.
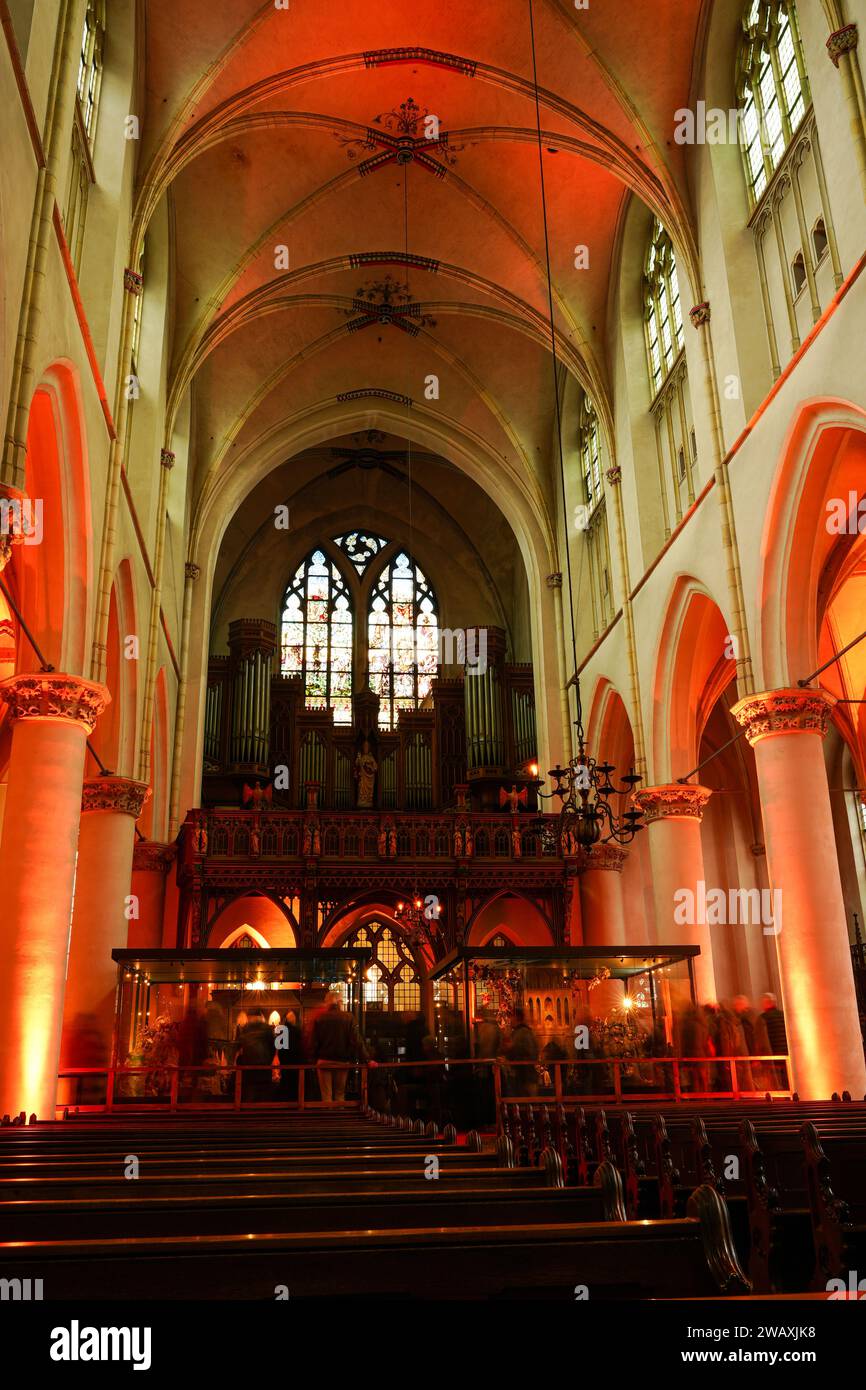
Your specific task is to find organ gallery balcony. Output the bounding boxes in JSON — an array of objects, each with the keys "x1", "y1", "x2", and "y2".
[{"x1": 179, "y1": 807, "x2": 567, "y2": 865}]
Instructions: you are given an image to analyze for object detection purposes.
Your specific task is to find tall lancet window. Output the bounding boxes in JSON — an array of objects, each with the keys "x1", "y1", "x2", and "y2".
[
  {"x1": 644, "y1": 218, "x2": 684, "y2": 394},
  {"x1": 737, "y1": 1, "x2": 808, "y2": 204},
  {"x1": 280, "y1": 550, "x2": 353, "y2": 724},
  {"x1": 368, "y1": 552, "x2": 439, "y2": 729}
]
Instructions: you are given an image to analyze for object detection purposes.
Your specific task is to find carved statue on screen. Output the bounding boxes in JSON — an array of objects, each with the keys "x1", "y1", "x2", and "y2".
[{"x1": 354, "y1": 739, "x2": 378, "y2": 808}]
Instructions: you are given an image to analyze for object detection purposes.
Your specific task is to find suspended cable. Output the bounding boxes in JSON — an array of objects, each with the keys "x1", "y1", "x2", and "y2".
[{"x1": 527, "y1": 0, "x2": 581, "y2": 728}]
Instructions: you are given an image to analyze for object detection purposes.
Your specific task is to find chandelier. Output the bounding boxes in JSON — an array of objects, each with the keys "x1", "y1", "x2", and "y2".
[
  {"x1": 526, "y1": 0, "x2": 644, "y2": 855},
  {"x1": 395, "y1": 886, "x2": 442, "y2": 950},
  {"x1": 538, "y1": 722, "x2": 645, "y2": 851}
]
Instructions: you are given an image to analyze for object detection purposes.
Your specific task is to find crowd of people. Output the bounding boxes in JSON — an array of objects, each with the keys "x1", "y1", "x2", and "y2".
[
  {"x1": 132, "y1": 987, "x2": 789, "y2": 1111},
  {"x1": 233, "y1": 992, "x2": 370, "y2": 1103},
  {"x1": 673, "y1": 993, "x2": 789, "y2": 1092}
]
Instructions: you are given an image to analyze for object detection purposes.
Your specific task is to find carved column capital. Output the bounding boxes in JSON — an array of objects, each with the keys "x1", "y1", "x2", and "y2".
[
  {"x1": 689, "y1": 301, "x2": 711, "y2": 328},
  {"x1": 583, "y1": 843, "x2": 627, "y2": 872},
  {"x1": 545, "y1": 572, "x2": 562, "y2": 589},
  {"x1": 732, "y1": 687, "x2": 835, "y2": 746},
  {"x1": 123, "y1": 267, "x2": 143, "y2": 295},
  {"x1": 0, "y1": 674, "x2": 110, "y2": 733},
  {"x1": 605, "y1": 464, "x2": 622, "y2": 486},
  {"x1": 82, "y1": 776, "x2": 151, "y2": 818},
  {"x1": 160, "y1": 449, "x2": 175, "y2": 470},
  {"x1": 634, "y1": 783, "x2": 712, "y2": 823},
  {"x1": 133, "y1": 840, "x2": 176, "y2": 872},
  {"x1": 185, "y1": 562, "x2": 201, "y2": 582},
  {"x1": 827, "y1": 24, "x2": 858, "y2": 67}
]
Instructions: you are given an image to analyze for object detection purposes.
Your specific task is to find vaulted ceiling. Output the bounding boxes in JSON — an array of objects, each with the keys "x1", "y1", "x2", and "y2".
[{"x1": 137, "y1": 0, "x2": 706, "y2": 554}]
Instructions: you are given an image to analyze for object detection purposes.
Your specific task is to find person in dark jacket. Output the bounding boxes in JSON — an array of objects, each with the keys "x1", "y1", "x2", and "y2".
[
  {"x1": 275, "y1": 1010, "x2": 304, "y2": 1102},
  {"x1": 237, "y1": 1011, "x2": 275, "y2": 1102},
  {"x1": 504, "y1": 1008, "x2": 539, "y2": 1096},
  {"x1": 311, "y1": 993, "x2": 370, "y2": 1104},
  {"x1": 760, "y1": 992, "x2": 789, "y2": 1089}
]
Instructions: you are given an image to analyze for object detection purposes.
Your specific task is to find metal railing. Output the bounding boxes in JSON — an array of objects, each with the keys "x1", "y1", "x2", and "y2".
[{"x1": 52, "y1": 1053, "x2": 793, "y2": 1117}]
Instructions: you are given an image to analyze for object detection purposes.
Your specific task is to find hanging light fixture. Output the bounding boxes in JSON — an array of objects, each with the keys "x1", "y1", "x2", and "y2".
[
  {"x1": 395, "y1": 882, "x2": 442, "y2": 950},
  {"x1": 525, "y1": 0, "x2": 644, "y2": 855}
]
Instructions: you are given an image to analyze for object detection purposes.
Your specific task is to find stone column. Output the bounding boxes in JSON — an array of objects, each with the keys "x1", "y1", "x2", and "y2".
[
  {"x1": 634, "y1": 784, "x2": 716, "y2": 1003},
  {"x1": 129, "y1": 841, "x2": 175, "y2": 952},
  {"x1": 61, "y1": 777, "x2": 151, "y2": 1067},
  {"x1": 0, "y1": 674, "x2": 109, "y2": 1118},
  {"x1": 580, "y1": 844, "x2": 628, "y2": 945},
  {"x1": 826, "y1": 23, "x2": 866, "y2": 201},
  {"x1": 732, "y1": 688, "x2": 866, "y2": 1099}
]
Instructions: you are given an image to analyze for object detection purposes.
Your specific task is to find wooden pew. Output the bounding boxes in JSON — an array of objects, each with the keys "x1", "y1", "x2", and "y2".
[
  {"x1": 0, "y1": 1183, "x2": 749, "y2": 1301},
  {"x1": 801, "y1": 1122, "x2": 866, "y2": 1289}
]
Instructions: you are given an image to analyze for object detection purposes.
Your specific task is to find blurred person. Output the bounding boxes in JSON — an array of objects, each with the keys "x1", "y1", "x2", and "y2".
[
  {"x1": 503, "y1": 1007, "x2": 539, "y2": 1097},
  {"x1": 405, "y1": 1011, "x2": 427, "y2": 1060},
  {"x1": 368, "y1": 1039, "x2": 396, "y2": 1114},
  {"x1": 702, "y1": 1002, "x2": 725, "y2": 1091},
  {"x1": 760, "y1": 992, "x2": 788, "y2": 1053},
  {"x1": 237, "y1": 1010, "x2": 276, "y2": 1102},
  {"x1": 675, "y1": 1003, "x2": 710, "y2": 1093},
  {"x1": 718, "y1": 1000, "x2": 753, "y2": 1093},
  {"x1": 404, "y1": 1010, "x2": 428, "y2": 1086},
  {"x1": 417, "y1": 1033, "x2": 446, "y2": 1123},
  {"x1": 311, "y1": 992, "x2": 370, "y2": 1104},
  {"x1": 760, "y1": 992, "x2": 789, "y2": 1089},
  {"x1": 472, "y1": 1011, "x2": 502, "y2": 1121},
  {"x1": 276, "y1": 1010, "x2": 304, "y2": 1102},
  {"x1": 733, "y1": 995, "x2": 770, "y2": 1055},
  {"x1": 541, "y1": 1036, "x2": 567, "y2": 1094}
]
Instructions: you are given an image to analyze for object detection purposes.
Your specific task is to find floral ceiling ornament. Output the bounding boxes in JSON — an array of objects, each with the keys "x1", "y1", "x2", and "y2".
[
  {"x1": 334, "y1": 96, "x2": 464, "y2": 175},
  {"x1": 341, "y1": 273, "x2": 437, "y2": 335}
]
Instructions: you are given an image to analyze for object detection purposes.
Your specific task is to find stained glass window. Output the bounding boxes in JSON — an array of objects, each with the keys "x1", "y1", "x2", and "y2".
[
  {"x1": 280, "y1": 550, "x2": 353, "y2": 724},
  {"x1": 737, "y1": 2, "x2": 808, "y2": 204},
  {"x1": 368, "y1": 552, "x2": 439, "y2": 730},
  {"x1": 644, "y1": 219, "x2": 684, "y2": 394},
  {"x1": 341, "y1": 920, "x2": 420, "y2": 1011},
  {"x1": 333, "y1": 533, "x2": 389, "y2": 576}
]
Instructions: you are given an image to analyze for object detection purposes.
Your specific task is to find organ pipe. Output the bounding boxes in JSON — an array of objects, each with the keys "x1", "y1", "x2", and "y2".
[{"x1": 227, "y1": 619, "x2": 277, "y2": 772}]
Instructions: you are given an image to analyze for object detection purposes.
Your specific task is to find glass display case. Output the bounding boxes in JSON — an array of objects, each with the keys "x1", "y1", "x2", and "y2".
[
  {"x1": 110, "y1": 948, "x2": 370, "y2": 1072},
  {"x1": 428, "y1": 946, "x2": 698, "y2": 1061}
]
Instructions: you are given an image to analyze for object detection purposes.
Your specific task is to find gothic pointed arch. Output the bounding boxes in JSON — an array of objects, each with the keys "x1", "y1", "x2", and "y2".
[
  {"x1": 466, "y1": 891, "x2": 554, "y2": 947},
  {"x1": 13, "y1": 363, "x2": 92, "y2": 675},
  {"x1": 651, "y1": 577, "x2": 735, "y2": 783},
  {"x1": 208, "y1": 893, "x2": 298, "y2": 949}
]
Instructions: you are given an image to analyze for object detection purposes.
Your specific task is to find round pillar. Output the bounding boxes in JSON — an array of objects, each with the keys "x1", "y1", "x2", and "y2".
[
  {"x1": 733, "y1": 689, "x2": 866, "y2": 1099},
  {"x1": 61, "y1": 777, "x2": 150, "y2": 1067},
  {"x1": 129, "y1": 841, "x2": 175, "y2": 951},
  {"x1": 580, "y1": 844, "x2": 627, "y2": 945},
  {"x1": 634, "y1": 784, "x2": 716, "y2": 1003},
  {"x1": 0, "y1": 674, "x2": 109, "y2": 1119}
]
